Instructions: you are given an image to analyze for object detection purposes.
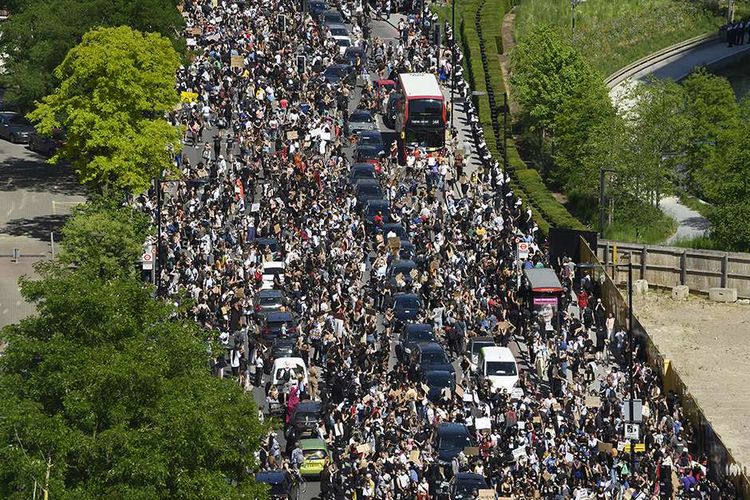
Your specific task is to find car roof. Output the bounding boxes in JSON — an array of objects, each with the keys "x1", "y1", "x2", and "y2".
[
  {"x1": 272, "y1": 357, "x2": 306, "y2": 368},
  {"x1": 256, "y1": 470, "x2": 289, "y2": 483},
  {"x1": 394, "y1": 292, "x2": 419, "y2": 300},
  {"x1": 454, "y1": 472, "x2": 488, "y2": 486},
  {"x1": 350, "y1": 109, "x2": 372, "y2": 117},
  {"x1": 438, "y1": 422, "x2": 469, "y2": 434},
  {"x1": 405, "y1": 323, "x2": 432, "y2": 332},
  {"x1": 356, "y1": 144, "x2": 381, "y2": 152},
  {"x1": 425, "y1": 369, "x2": 453, "y2": 378},
  {"x1": 266, "y1": 311, "x2": 294, "y2": 321},
  {"x1": 295, "y1": 400, "x2": 322, "y2": 411},
  {"x1": 359, "y1": 130, "x2": 382, "y2": 137},
  {"x1": 352, "y1": 162, "x2": 375, "y2": 170},
  {"x1": 391, "y1": 259, "x2": 416, "y2": 267},
  {"x1": 299, "y1": 438, "x2": 327, "y2": 450},
  {"x1": 345, "y1": 46, "x2": 365, "y2": 53},
  {"x1": 258, "y1": 289, "x2": 284, "y2": 298},
  {"x1": 470, "y1": 336, "x2": 495, "y2": 344},
  {"x1": 327, "y1": 63, "x2": 351, "y2": 70},
  {"x1": 326, "y1": 22, "x2": 347, "y2": 29},
  {"x1": 366, "y1": 199, "x2": 389, "y2": 208},
  {"x1": 355, "y1": 178, "x2": 380, "y2": 186},
  {"x1": 272, "y1": 337, "x2": 296, "y2": 346},
  {"x1": 480, "y1": 346, "x2": 515, "y2": 362},
  {"x1": 418, "y1": 341, "x2": 445, "y2": 352}
]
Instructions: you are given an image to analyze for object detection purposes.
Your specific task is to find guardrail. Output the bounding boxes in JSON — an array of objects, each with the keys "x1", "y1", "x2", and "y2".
[
  {"x1": 604, "y1": 32, "x2": 718, "y2": 89},
  {"x1": 598, "y1": 239, "x2": 750, "y2": 298}
]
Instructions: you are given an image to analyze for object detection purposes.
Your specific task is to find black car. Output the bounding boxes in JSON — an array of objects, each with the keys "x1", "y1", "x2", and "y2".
[
  {"x1": 399, "y1": 240, "x2": 414, "y2": 260},
  {"x1": 354, "y1": 144, "x2": 385, "y2": 164},
  {"x1": 383, "y1": 93, "x2": 402, "y2": 129},
  {"x1": 436, "y1": 422, "x2": 475, "y2": 466},
  {"x1": 354, "y1": 178, "x2": 383, "y2": 210},
  {"x1": 381, "y1": 223, "x2": 408, "y2": 241},
  {"x1": 348, "y1": 109, "x2": 375, "y2": 133},
  {"x1": 320, "y1": 9, "x2": 345, "y2": 24},
  {"x1": 265, "y1": 337, "x2": 299, "y2": 374},
  {"x1": 386, "y1": 259, "x2": 417, "y2": 290},
  {"x1": 349, "y1": 162, "x2": 377, "y2": 185},
  {"x1": 323, "y1": 64, "x2": 355, "y2": 85},
  {"x1": 362, "y1": 199, "x2": 391, "y2": 231},
  {"x1": 288, "y1": 400, "x2": 324, "y2": 436},
  {"x1": 255, "y1": 470, "x2": 300, "y2": 500},
  {"x1": 307, "y1": 0, "x2": 328, "y2": 16},
  {"x1": 0, "y1": 112, "x2": 35, "y2": 143},
  {"x1": 396, "y1": 323, "x2": 435, "y2": 362},
  {"x1": 28, "y1": 130, "x2": 64, "y2": 156},
  {"x1": 255, "y1": 289, "x2": 286, "y2": 316},
  {"x1": 449, "y1": 472, "x2": 492, "y2": 500},
  {"x1": 255, "y1": 237, "x2": 280, "y2": 256},
  {"x1": 423, "y1": 369, "x2": 456, "y2": 403},
  {"x1": 260, "y1": 311, "x2": 298, "y2": 343},
  {"x1": 413, "y1": 341, "x2": 454, "y2": 376},
  {"x1": 356, "y1": 130, "x2": 384, "y2": 148},
  {"x1": 392, "y1": 293, "x2": 422, "y2": 323},
  {"x1": 343, "y1": 46, "x2": 367, "y2": 67}
]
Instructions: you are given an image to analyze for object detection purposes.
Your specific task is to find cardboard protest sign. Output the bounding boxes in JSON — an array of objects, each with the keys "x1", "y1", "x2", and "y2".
[
  {"x1": 356, "y1": 444, "x2": 371, "y2": 455},
  {"x1": 475, "y1": 417, "x2": 491, "y2": 430},
  {"x1": 512, "y1": 446, "x2": 527, "y2": 460},
  {"x1": 464, "y1": 446, "x2": 480, "y2": 456},
  {"x1": 478, "y1": 490, "x2": 495, "y2": 500}
]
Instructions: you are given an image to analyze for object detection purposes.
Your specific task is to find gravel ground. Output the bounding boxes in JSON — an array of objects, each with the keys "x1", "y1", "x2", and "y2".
[{"x1": 633, "y1": 289, "x2": 750, "y2": 471}]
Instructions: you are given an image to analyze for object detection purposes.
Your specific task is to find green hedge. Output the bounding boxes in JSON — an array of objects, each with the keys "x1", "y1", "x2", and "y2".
[{"x1": 437, "y1": 0, "x2": 585, "y2": 235}]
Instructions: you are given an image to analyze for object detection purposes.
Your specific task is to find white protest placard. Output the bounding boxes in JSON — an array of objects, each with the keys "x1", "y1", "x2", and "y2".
[
  {"x1": 512, "y1": 446, "x2": 527, "y2": 460},
  {"x1": 475, "y1": 417, "x2": 491, "y2": 430}
]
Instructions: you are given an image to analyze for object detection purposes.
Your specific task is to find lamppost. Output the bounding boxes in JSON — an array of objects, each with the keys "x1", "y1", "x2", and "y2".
[
  {"x1": 571, "y1": 0, "x2": 585, "y2": 34},
  {"x1": 598, "y1": 167, "x2": 617, "y2": 238}
]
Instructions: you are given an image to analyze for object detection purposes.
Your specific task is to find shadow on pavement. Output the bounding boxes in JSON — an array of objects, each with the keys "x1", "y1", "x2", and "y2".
[
  {"x1": 0, "y1": 154, "x2": 86, "y2": 196},
  {"x1": 0, "y1": 214, "x2": 70, "y2": 243}
]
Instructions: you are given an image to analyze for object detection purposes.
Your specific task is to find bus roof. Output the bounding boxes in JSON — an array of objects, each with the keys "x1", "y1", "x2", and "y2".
[
  {"x1": 399, "y1": 73, "x2": 443, "y2": 100},
  {"x1": 523, "y1": 268, "x2": 563, "y2": 293}
]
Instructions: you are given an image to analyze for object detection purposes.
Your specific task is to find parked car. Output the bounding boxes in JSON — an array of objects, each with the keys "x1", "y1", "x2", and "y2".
[
  {"x1": 261, "y1": 261, "x2": 285, "y2": 290},
  {"x1": 354, "y1": 178, "x2": 383, "y2": 210},
  {"x1": 362, "y1": 199, "x2": 391, "y2": 231},
  {"x1": 343, "y1": 46, "x2": 367, "y2": 67},
  {"x1": 412, "y1": 341, "x2": 455, "y2": 377},
  {"x1": 436, "y1": 422, "x2": 475, "y2": 466},
  {"x1": 386, "y1": 259, "x2": 417, "y2": 290},
  {"x1": 396, "y1": 323, "x2": 435, "y2": 362},
  {"x1": 255, "y1": 289, "x2": 286, "y2": 316},
  {"x1": 288, "y1": 400, "x2": 324, "y2": 437},
  {"x1": 348, "y1": 109, "x2": 375, "y2": 133},
  {"x1": 28, "y1": 130, "x2": 64, "y2": 156},
  {"x1": 320, "y1": 9, "x2": 344, "y2": 24},
  {"x1": 382, "y1": 93, "x2": 401, "y2": 129},
  {"x1": 265, "y1": 337, "x2": 299, "y2": 374},
  {"x1": 476, "y1": 346, "x2": 519, "y2": 393},
  {"x1": 467, "y1": 336, "x2": 497, "y2": 372},
  {"x1": 299, "y1": 438, "x2": 329, "y2": 478},
  {"x1": 255, "y1": 470, "x2": 301, "y2": 500},
  {"x1": 423, "y1": 369, "x2": 456, "y2": 402},
  {"x1": 0, "y1": 112, "x2": 34, "y2": 143},
  {"x1": 323, "y1": 64, "x2": 355, "y2": 85},
  {"x1": 348, "y1": 162, "x2": 377, "y2": 185},
  {"x1": 260, "y1": 311, "x2": 298, "y2": 343},
  {"x1": 392, "y1": 292, "x2": 422, "y2": 323}
]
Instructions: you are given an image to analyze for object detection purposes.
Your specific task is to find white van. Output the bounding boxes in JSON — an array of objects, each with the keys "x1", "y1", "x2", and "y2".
[
  {"x1": 261, "y1": 261, "x2": 285, "y2": 290},
  {"x1": 477, "y1": 346, "x2": 519, "y2": 393},
  {"x1": 270, "y1": 357, "x2": 308, "y2": 391}
]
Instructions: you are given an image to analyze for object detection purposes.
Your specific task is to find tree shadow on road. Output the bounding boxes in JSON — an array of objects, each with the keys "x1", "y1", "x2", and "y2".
[
  {"x1": 0, "y1": 152, "x2": 86, "y2": 196},
  {"x1": 0, "y1": 214, "x2": 70, "y2": 243}
]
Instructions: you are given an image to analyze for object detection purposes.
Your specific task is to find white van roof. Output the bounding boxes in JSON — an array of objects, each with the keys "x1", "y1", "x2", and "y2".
[
  {"x1": 272, "y1": 357, "x2": 306, "y2": 370},
  {"x1": 479, "y1": 346, "x2": 515, "y2": 362}
]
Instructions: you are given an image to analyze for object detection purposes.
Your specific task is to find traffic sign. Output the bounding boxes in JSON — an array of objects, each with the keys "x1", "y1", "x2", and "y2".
[
  {"x1": 622, "y1": 399, "x2": 643, "y2": 423},
  {"x1": 621, "y1": 442, "x2": 646, "y2": 453},
  {"x1": 142, "y1": 244, "x2": 154, "y2": 271},
  {"x1": 624, "y1": 423, "x2": 640, "y2": 440}
]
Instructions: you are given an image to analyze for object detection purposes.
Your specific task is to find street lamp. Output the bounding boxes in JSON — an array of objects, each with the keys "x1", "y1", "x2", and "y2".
[
  {"x1": 571, "y1": 0, "x2": 585, "y2": 33},
  {"x1": 598, "y1": 167, "x2": 617, "y2": 238},
  {"x1": 450, "y1": 0, "x2": 457, "y2": 132}
]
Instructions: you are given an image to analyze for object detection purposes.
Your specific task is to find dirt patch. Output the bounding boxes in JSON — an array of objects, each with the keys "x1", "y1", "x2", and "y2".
[{"x1": 633, "y1": 290, "x2": 750, "y2": 470}]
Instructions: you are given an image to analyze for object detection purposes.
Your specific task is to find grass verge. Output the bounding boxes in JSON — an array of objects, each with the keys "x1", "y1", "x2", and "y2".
[
  {"x1": 676, "y1": 190, "x2": 713, "y2": 219},
  {"x1": 514, "y1": 0, "x2": 724, "y2": 76},
  {"x1": 670, "y1": 235, "x2": 722, "y2": 250},
  {"x1": 436, "y1": 0, "x2": 585, "y2": 235}
]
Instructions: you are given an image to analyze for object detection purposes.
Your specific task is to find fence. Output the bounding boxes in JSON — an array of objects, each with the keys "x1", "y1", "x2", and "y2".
[
  {"x1": 597, "y1": 240, "x2": 750, "y2": 298},
  {"x1": 580, "y1": 237, "x2": 750, "y2": 497}
]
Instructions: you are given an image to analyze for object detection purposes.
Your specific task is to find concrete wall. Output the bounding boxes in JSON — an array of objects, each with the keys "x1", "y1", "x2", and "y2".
[{"x1": 597, "y1": 240, "x2": 750, "y2": 298}]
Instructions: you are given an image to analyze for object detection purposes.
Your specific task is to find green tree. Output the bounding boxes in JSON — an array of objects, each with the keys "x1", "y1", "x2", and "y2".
[
  {"x1": 510, "y1": 25, "x2": 605, "y2": 133},
  {"x1": 0, "y1": 0, "x2": 184, "y2": 113},
  {"x1": 59, "y1": 195, "x2": 150, "y2": 277},
  {"x1": 29, "y1": 26, "x2": 182, "y2": 193},
  {"x1": 0, "y1": 264, "x2": 268, "y2": 498},
  {"x1": 680, "y1": 69, "x2": 742, "y2": 201}
]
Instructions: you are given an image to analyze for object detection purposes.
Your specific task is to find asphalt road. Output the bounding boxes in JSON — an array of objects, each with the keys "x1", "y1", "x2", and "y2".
[{"x1": 0, "y1": 139, "x2": 86, "y2": 329}]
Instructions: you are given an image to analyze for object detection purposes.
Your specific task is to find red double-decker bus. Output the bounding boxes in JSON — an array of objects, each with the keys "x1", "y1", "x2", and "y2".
[{"x1": 394, "y1": 73, "x2": 446, "y2": 164}]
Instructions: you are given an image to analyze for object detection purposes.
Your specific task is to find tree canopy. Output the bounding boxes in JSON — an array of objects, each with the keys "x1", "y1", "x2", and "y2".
[
  {"x1": 0, "y1": 262, "x2": 267, "y2": 498},
  {"x1": 0, "y1": 0, "x2": 184, "y2": 113},
  {"x1": 28, "y1": 26, "x2": 182, "y2": 193}
]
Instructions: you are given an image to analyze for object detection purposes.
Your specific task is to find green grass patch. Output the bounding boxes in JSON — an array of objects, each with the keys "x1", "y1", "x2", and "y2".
[
  {"x1": 676, "y1": 190, "x2": 713, "y2": 218},
  {"x1": 514, "y1": 0, "x2": 724, "y2": 76},
  {"x1": 435, "y1": 0, "x2": 585, "y2": 235},
  {"x1": 603, "y1": 203, "x2": 677, "y2": 244},
  {"x1": 670, "y1": 235, "x2": 721, "y2": 250}
]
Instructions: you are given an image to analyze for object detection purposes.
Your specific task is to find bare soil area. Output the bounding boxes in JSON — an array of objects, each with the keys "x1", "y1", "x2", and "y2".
[{"x1": 633, "y1": 290, "x2": 750, "y2": 470}]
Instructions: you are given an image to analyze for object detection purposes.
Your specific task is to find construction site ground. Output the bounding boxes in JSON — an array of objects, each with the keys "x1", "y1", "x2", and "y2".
[{"x1": 632, "y1": 289, "x2": 750, "y2": 472}]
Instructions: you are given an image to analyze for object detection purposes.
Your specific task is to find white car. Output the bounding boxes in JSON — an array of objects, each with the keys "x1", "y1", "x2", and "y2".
[
  {"x1": 477, "y1": 346, "x2": 519, "y2": 393},
  {"x1": 261, "y1": 261, "x2": 285, "y2": 290},
  {"x1": 270, "y1": 357, "x2": 308, "y2": 391}
]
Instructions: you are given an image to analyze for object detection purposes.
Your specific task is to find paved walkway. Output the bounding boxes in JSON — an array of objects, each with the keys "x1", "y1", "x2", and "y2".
[{"x1": 660, "y1": 196, "x2": 711, "y2": 244}]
